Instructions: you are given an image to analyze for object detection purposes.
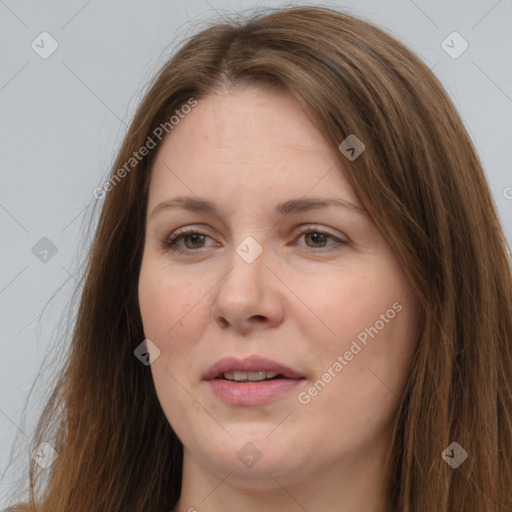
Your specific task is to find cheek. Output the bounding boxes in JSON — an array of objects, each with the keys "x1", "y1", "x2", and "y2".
[
  {"x1": 138, "y1": 270, "x2": 186, "y2": 382},
  {"x1": 138, "y1": 263, "x2": 208, "y2": 427},
  {"x1": 294, "y1": 259, "x2": 419, "y2": 409},
  {"x1": 319, "y1": 295, "x2": 418, "y2": 411},
  {"x1": 138, "y1": 260, "x2": 203, "y2": 342},
  {"x1": 284, "y1": 261, "x2": 410, "y2": 345}
]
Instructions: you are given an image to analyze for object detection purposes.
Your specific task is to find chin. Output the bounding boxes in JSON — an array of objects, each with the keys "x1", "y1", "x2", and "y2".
[{"x1": 194, "y1": 434, "x2": 310, "y2": 484}]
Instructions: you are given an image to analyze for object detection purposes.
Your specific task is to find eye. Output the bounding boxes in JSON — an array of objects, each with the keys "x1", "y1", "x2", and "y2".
[
  {"x1": 162, "y1": 225, "x2": 347, "y2": 255},
  {"x1": 295, "y1": 226, "x2": 347, "y2": 251},
  {"x1": 162, "y1": 228, "x2": 216, "y2": 254}
]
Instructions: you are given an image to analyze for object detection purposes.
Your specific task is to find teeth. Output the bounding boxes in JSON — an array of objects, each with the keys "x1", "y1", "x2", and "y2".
[{"x1": 223, "y1": 371, "x2": 279, "y2": 382}]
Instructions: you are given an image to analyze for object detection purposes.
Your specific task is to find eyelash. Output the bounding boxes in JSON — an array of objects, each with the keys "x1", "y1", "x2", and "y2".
[{"x1": 162, "y1": 226, "x2": 347, "y2": 255}]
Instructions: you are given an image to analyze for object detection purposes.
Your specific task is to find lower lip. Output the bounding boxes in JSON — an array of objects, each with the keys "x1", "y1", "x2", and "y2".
[{"x1": 206, "y1": 378, "x2": 304, "y2": 405}]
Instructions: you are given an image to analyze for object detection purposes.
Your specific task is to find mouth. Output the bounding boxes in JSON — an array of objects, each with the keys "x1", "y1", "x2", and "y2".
[
  {"x1": 203, "y1": 355, "x2": 305, "y2": 382},
  {"x1": 219, "y1": 370, "x2": 287, "y2": 382},
  {"x1": 203, "y1": 356, "x2": 306, "y2": 406}
]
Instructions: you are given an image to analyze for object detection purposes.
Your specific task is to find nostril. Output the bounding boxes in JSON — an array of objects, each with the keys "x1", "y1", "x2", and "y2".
[{"x1": 218, "y1": 318, "x2": 229, "y2": 328}]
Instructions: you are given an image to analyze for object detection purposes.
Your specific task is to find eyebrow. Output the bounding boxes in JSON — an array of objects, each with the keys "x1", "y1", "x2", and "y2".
[{"x1": 149, "y1": 195, "x2": 363, "y2": 220}]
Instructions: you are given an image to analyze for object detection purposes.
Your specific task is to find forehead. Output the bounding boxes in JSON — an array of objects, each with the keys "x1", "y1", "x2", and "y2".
[{"x1": 147, "y1": 85, "x2": 360, "y2": 211}]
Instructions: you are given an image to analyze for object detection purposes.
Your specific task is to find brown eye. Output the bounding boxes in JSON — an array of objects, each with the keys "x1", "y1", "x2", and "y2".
[
  {"x1": 304, "y1": 231, "x2": 329, "y2": 248},
  {"x1": 181, "y1": 233, "x2": 207, "y2": 249},
  {"x1": 297, "y1": 228, "x2": 347, "y2": 250},
  {"x1": 163, "y1": 229, "x2": 214, "y2": 253}
]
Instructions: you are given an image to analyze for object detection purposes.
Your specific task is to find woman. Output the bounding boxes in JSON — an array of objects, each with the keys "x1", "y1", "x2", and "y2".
[{"x1": 5, "y1": 5, "x2": 512, "y2": 512}]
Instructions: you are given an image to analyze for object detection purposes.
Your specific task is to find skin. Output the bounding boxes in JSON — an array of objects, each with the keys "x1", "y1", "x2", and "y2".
[{"x1": 137, "y1": 84, "x2": 420, "y2": 512}]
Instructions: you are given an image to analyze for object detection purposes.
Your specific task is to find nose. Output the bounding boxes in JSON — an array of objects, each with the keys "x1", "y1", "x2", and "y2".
[{"x1": 211, "y1": 240, "x2": 285, "y2": 334}]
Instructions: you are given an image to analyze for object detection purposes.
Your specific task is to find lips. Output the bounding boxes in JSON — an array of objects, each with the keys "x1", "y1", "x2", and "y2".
[
  {"x1": 204, "y1": 355, "x2": 306, "y2": 406},
  {"x1": 203, "y1": 355, "x2": 305, "y2": 381}
]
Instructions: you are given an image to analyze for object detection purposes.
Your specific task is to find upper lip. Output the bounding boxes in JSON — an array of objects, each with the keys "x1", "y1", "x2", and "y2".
[{"x1": 203, "y1": 356, "x2": 305, "y2": 380}]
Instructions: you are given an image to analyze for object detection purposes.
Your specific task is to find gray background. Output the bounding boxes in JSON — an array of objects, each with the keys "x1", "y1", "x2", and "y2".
[{"x1": 1, "y1": 0, "x2": 511, "y2": 505}]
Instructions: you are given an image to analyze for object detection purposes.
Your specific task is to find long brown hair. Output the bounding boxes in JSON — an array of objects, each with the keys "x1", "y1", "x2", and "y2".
[{"x1": 5, "y1": 5, "x2": 512, "y2": 511}]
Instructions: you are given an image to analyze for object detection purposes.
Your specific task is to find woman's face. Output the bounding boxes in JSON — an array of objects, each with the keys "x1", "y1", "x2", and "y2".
[{"x1": 138, "y1": 84, "x2": 420, "y2": 488}]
